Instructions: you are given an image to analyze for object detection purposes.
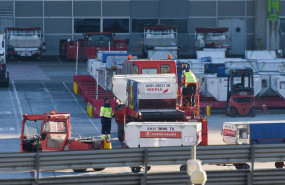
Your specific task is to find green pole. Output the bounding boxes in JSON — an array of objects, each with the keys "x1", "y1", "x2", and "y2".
[{"x1": 268, "y1": 0, "x2": 280, "y2": 20}]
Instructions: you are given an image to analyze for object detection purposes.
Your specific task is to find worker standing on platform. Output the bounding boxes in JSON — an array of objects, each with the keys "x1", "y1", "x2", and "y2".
[
  {"x1": 100, "y1": 98, "x2": 113, "y2": 137},
  {"x1": 184, "y1": 68, "x2": 197, "y2": 106}
]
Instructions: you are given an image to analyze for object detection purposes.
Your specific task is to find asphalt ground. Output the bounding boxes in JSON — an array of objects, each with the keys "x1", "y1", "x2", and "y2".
[{"x1": 0, "y1": 56, "x2": 285, "y2": 178}]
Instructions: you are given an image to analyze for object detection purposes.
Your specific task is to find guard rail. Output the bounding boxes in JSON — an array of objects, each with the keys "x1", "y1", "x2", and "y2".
[
  {"x1": 0, "y1": 170, "x2": 285, "y2": 185},
  {"x1": 1, "y1": 144, "x2": 285, "y2": 184}
]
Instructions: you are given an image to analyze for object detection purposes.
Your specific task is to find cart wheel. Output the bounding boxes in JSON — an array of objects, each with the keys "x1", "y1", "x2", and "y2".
[
  {"x1": 243, "y1": 164, "x2": 250, "y2": 169},
  {"x1": 93, "y1": 168, "x2": 105, "y2": 171},
  {"x1": 230, "y1": 108, "x2": 237, "y2": 117},
  {"x1": 131, "y1": 166, "x2": 141, "y2": 173},
  {"x1": 146, "y1": 166, "x2": 151, "y2": 171},
  {"x1": 235, "y1": 163, "x2": 249, "y2": 170},
  {"x1": 73, "y1": 168, "x2": 87, "y2": 173},
  {"x1": 275, "y1": 162, "x2": 284, "y2": 168},
  {"x1": 250, "y1": 108, "x2": 256, "y2": 117},
  {"x1": 234, "y1": 164, "x2": 242, "y2": 170},
  {"x1": 180, "y1": 165, "x2": 187, "y2": 171}
]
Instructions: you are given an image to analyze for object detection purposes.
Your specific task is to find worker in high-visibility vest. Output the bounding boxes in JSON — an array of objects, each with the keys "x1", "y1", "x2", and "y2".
[
  {"x1": 184, "y1": 68, "x2": 197, "y2": 107},
  {"x1": 100, "y1": 98, "x2": 114, "y2": 137}
]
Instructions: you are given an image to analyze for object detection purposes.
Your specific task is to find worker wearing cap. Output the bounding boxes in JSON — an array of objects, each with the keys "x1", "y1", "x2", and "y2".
[
  {"x1": 100, "y1": 98, "x2": 113, "y2": 137},
  {"x1": 184, "y1": 68, "x2": 197, "y2": 106}
]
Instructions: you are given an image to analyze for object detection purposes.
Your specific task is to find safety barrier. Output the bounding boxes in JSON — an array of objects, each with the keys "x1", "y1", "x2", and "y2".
[
  {"x1": 1, "y1": 144, "x2": 285, "y2": 184},
  {"x1": 1, "y1": 169, "x2": 285, "y2": 185},
  {"x1": 2, "y1": 144, "x2": 285, "y2": 172}
]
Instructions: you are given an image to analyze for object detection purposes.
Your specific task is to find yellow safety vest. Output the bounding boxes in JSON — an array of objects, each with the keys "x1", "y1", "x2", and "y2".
[
  {"x1": 185, "y1": 71, "x2": 197, "y2": 83},
  {"x1": 100, "y1": 106, "x2": 113, "y2": 118}
]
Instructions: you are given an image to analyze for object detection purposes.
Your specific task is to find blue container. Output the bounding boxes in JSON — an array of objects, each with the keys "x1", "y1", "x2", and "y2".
[
  {"x1": 217, "y1": 67, "x2": 227, "y2": 77},
  {"x1": 102, "y1": 53, "x2": 130, "y2": 63},
  {"x1": 250, "y1": 123, "x2": 285, "y2": 144},
  {"x1": 204, "y1": 63, "x2": 225, "y2": 74}
]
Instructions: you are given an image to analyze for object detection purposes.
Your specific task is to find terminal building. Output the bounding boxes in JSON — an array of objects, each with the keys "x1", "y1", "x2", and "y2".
[{"x1": 0, "y1": 0, "x2": 284, "y2": 56}]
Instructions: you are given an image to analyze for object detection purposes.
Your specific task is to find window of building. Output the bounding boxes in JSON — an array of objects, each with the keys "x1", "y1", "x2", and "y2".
[
  {"x1": 103, "y1": 19, "x2": 129, "y2": 33},
  {"x1": 132, "y1": 19, "x2": 158, "y2": 33},
  {"x1": 161, "y1": 65, "x2": 171, "y2": 73},
  {"x1": 160, "y1": 19, "x2": 187, "y2": 33},
  {"x1": 142, "y1": 68, "x2": 158, "y2": 74},
  {"x1": 74, "y1": 19, "x2": 100, "y2": 33}
]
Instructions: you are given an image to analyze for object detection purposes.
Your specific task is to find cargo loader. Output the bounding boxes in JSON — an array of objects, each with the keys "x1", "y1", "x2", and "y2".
[
  {"x1": 112, "y1": 58, "x2": 207, "y2": 146},
  {"x1": 113, "y1": 73, "x2": 206, "y2": 172},
  {"x1": 20, "y1": 111, "x2": 111, "y2": 172},
  {"x1": 222, "y1": 120, "x2": 285, "y2": 169}
]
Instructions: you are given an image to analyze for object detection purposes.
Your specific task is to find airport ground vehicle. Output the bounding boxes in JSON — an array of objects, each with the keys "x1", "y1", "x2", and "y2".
[
  {"x1": 20, "y1": 111, "x2": 110, "y2": 172},
  {"x1": 0, "y1": 33, "x2": 6, "y2": 63},
  {"x1": 143, "y1": 25, "x2": 178, "y2": 59},
  {"x1": 113, "y1": 57, "x2": 207, "y2": 147},
  {"x1": 0, "y1": 34, "x2": 9, "y2": 87},
  {"x1": 222, "y1": 120, "x2": 285, "y2": 169},
  {"x1": 194, "y1": 27, "x2": 230, "y2": 50},
  {"x1": 5, "y1": 27, "x2": 45, "y2": 59},
  {"x1": 60, "y1": 32, "x2": 128, "y2": 61},
  {"x1": 226, "y1": 68, "x2": 255, "y2": 117}
]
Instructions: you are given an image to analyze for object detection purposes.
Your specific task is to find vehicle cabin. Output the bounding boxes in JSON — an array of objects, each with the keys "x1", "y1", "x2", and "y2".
[
  {"x1": 122, "y1": 59, "x2": 177, "y2": 75},
  {"x1": 20, "y1": 112, "x2": 71, "y2": 152}
]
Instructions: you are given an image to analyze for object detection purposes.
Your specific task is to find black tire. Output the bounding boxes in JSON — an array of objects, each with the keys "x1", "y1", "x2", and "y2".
[
  {"x1": 180, "y1": 165, "x2": 187, "y2": 171},
  {"x1": 225, "y1": 105, "x2": 229, "y2": 116},
  {"x1": 235, "y1": 163, "x2": 249, "y2": 170},
  {"x1": 117, "y1": 124, "x2": 124, "y2": 143},
  {"x1": 230, "y1": 107, "x2": 237, "y2": 117},
  {"x1": 73, "y1": 168, "x2": 87, "y2": 173},
  {"x1": 275, "y1": 162, "x2": 284, "y2": 169},
  {"x1": 131, "y1": 166, "x2": 141, "y2": 173},
  {"x1": 250, "y1": 107, "x2": 256, "y2": 117},
  {"x1": 243, "y1": 164, "x2": 250, "y2": 169},
  {"x1": 93, "y1": 168, "x2": 105, "y2": 171},
  {"x1": 146, "y1": 166, "x2": 151, "y2": 171}
]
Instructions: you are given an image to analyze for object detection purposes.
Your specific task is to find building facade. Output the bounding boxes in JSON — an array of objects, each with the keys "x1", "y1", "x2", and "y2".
[{"x1": 0, "y1": 0, "x2": 284, "y2": 57}]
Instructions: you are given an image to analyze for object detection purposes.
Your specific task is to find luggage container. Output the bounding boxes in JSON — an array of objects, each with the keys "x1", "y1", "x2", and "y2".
[
  {"x1": 126, "y1": 75, "x2": 177, "y2": 112},
  {"x1": 222, "y1": 120, "x2": 285, "y2": 169},
  {"x1": 222, "y1": 120, "x2": 285, "y2": 145},
  {"x1": 125, "y1": 122, "x2": 202, "y2": 148}
]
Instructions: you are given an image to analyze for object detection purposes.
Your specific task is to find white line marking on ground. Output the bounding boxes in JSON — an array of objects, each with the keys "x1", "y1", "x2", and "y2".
[
  {"x1": 63, "y1": 82, "x2": 101, "y2": 134},
  {"x1": 42, "y1": 81, "x2": 58, "y2": 111},
  {"x1": 10, "y1": 80, "x2": 21, "y2": 135},
  {"x1": 56, "y1": 57, "x2": 63, "y2": 63},
  {"x1": 0, "y1": 111, "x2": 11, "y2": 114}
]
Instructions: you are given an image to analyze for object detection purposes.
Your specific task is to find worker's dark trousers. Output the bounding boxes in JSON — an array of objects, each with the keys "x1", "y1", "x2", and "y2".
[
  {"x1": 187, "y1": 84, "x2": 196, "y2": 106},
  {"x1": 101, "y1": 117, "x2": 111, "y2": 134}
]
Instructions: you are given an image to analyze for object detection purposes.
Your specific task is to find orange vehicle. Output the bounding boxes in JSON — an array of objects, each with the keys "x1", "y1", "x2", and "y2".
[{"x1": 20, "y1": 111, "x2": 110, "y2": 172}]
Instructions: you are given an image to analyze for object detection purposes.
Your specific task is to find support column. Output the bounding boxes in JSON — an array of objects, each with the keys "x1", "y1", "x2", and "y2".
[{"x1": 254, "y1": 0, "x2": 267, "y2": 50}]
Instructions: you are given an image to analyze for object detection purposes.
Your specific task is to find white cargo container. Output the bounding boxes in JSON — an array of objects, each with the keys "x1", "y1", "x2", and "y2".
[
  {"x1": 125, "y1": 122, "x2": 202, "y2": 148},
  {"x1": 271, "y1": 74, "x2": 285, "y2": 98},
  {"x1": 245, "y1": 50, "x2": 277, "y2": 60},
  {"x1": 112, "y1": 74, "x2": 177, "y2": 105},
  {"x1": 204, "y1": 74, "x2": 262, "y2": 101}
]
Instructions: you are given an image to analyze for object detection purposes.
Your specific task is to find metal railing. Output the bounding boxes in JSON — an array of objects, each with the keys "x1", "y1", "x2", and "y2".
[
  {"x1": 1, "y1": 170, "x2": 285, "y2": 185},
  {"x1": 1, "y1": 144, "x2": 285, "y2": 184}
]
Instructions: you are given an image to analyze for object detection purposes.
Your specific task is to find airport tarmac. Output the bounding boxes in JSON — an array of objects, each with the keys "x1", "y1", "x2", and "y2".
[{"x1": 0, "y1": 57, "x2": 285, "y2": 178}]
